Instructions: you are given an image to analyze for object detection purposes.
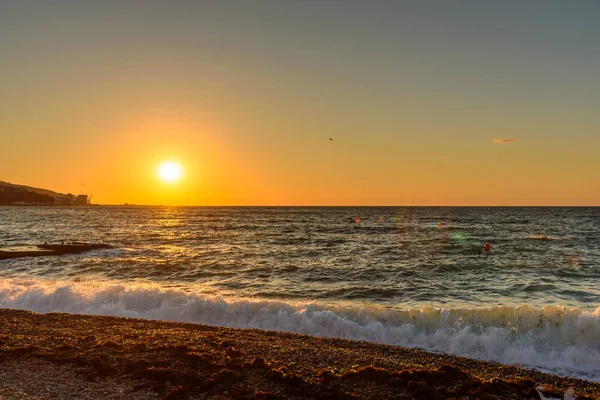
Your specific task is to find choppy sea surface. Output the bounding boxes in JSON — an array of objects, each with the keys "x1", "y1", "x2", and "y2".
[{"x1": 1, "y1": 206, "x2": 599, "y2": 380}]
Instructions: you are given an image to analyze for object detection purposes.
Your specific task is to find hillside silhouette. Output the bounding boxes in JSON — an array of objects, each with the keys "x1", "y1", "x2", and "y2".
[{"x1": 0, "y1": 181, "x2": 65, "y2": 205}]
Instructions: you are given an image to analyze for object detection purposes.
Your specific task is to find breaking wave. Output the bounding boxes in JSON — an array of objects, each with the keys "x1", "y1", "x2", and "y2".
[{"x1": 1, "y1": 278, "x2": 599, "y2": 381}]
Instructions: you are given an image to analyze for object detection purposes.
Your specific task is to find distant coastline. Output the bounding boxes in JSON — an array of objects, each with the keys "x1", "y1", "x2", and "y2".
[{"x1": 0, "y1": 180, "x2": 91, "y2": 206}]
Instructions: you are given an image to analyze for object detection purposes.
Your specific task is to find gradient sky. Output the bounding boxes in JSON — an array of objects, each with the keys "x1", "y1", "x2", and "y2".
[{"x1": 1, "y1": 1, "x2": 599, "y2": 205}]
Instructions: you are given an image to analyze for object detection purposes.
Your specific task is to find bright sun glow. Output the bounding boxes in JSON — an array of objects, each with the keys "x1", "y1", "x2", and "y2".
[{"x1": 157, "y1": 161, "x2": 183, "y2": 183}]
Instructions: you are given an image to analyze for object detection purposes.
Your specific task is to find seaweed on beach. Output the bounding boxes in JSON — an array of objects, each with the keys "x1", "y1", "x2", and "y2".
[{"x1": 0, "y1": 309, "x2": 598, "y2": 399}]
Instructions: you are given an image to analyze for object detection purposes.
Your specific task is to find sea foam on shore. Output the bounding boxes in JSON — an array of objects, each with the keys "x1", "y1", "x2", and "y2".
[
  {"x1": 4, "y1": 308, "x2": 599, "y2": 399},
  {"x1": 1, "y1": 277, "x2": 599, "y2": 382}
]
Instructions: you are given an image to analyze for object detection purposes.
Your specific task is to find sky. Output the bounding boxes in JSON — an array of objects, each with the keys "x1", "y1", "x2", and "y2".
[{"x1": 1, "y1": 1, "x2": 599, "y2": 206}]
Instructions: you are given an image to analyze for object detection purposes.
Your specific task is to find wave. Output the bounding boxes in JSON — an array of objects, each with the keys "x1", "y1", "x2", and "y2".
[{"x1": 1, "y1": 278, "x2": 599, "y2": 381}]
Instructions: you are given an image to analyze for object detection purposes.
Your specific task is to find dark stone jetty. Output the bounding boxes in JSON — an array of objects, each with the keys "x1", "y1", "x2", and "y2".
[{"x1": 0, "y1": 243, "x2": 112, "y2": 260}]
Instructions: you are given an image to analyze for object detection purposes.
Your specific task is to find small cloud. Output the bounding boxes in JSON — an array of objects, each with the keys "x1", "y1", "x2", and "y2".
[{"x1": 492, "y1": 137, "x2": 517, "y2": 144}]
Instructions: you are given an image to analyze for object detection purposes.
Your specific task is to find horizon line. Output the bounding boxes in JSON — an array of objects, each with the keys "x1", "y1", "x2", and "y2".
[{"x1": 53, "y1": 204, "x2": 600, "y2": 208}]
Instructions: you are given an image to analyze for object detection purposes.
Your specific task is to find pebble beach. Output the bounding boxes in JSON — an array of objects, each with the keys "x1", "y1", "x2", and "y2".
[{"x1": 1, "y1": 309, "x2": 599, "y2": 399}]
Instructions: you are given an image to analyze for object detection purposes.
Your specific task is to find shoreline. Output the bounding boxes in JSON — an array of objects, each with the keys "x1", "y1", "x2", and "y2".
[{"x1": 1, "y1": 309, "x2": 599, "y2": 399}]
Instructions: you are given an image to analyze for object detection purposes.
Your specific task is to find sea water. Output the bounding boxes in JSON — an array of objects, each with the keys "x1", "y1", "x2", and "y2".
[{"x1": 1, "y1": 206, "x2": 599, "y2": 380}]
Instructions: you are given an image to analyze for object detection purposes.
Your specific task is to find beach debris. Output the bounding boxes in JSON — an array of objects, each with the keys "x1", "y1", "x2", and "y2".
[
  {"x1": 564, "y1": 388, "x2": 577, "y2": 400},
  {"x1": 535, "y1": 385, "x2": 576, "y2": 400}
]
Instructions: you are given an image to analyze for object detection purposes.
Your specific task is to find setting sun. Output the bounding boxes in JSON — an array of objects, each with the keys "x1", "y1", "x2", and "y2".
[{"x1": 157, "y1": 161, "x2": 183, "y2": 183}]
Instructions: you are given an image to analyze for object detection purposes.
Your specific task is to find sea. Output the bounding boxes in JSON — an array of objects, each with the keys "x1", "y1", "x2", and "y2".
[{"x1": 1, "y1": 206, "x2": 599, "y2": 381}]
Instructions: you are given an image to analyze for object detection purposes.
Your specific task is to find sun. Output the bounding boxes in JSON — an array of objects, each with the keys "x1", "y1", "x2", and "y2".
[{"x1": 157, "y1": 161, "x2": 183, "y2": 183}]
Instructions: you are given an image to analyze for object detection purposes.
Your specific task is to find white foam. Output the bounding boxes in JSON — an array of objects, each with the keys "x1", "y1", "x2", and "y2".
[{"x1": 1, "y1": 278, "x2": 599, "y2": 381}]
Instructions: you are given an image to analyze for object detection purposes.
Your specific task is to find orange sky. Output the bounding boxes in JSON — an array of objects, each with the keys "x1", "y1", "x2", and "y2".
[{"x1": 1, "y1": 2, "x2": 598, "y2": 206}]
